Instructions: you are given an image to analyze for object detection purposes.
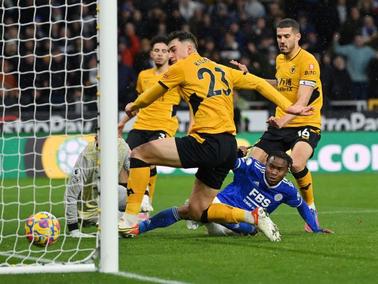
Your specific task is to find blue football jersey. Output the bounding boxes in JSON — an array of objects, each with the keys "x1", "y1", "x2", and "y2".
[{"x1": 217, "y1": 157, "x2": 303, "y2": 213}]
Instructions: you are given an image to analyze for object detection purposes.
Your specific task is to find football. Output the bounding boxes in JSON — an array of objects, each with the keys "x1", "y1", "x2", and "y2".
[{"x1": 25, "y1": 211, "x2": 61, "y2": 246}]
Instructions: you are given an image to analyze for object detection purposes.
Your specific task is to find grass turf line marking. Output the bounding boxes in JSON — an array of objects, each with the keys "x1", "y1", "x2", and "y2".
[{"x1": 115, "y1": 271, "x2": 190, "y2": 284}]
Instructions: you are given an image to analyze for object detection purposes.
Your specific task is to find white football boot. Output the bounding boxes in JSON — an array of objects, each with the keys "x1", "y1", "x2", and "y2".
[{"x1": 252, "y1": 207, "x2": 281, "y2": 242}]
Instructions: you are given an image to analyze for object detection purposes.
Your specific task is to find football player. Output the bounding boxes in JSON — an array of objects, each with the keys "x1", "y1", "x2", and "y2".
[
  {"x1": 65, "y1": 137, "x2": 130, "y2": 238},
  {"x1": 232, "y1": 18, "x2": 324, "y2": 232},
  {"x1": 118, "y1": 35, "x2": 182, "y2": 214},
  {"x1": 119, "y1": 31, "x2": 313, "y2": 242},
  {"x1": 128, "y1": 151, "x2": 333, "y2": 237}
]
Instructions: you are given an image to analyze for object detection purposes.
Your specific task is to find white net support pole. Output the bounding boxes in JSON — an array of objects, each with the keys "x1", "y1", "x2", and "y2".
[{"x1": 98, "y1": 0, "x2": 119, "y2": 273}]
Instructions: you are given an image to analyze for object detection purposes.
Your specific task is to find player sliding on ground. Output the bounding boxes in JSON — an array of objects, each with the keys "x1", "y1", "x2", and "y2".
[
  {"x1": 127, "y1": 151, "x2": 333, "y2": 237},
  {"x1": 119, "y1": 31, "x2": 314, "y2": 242}
]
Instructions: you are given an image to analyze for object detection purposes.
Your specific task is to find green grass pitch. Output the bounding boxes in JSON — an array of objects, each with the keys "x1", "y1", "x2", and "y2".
[{"x1": 1, "y1": 173, "x2": 378, "y2": 283}]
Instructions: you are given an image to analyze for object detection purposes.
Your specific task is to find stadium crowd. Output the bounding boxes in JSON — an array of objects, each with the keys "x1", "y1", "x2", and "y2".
[{"x1": 1, "y1": 0, "x2": 378, "y2": 116}]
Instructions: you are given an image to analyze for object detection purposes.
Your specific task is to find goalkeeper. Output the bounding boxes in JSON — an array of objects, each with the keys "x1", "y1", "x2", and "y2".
[
  {"x1": 128, "y1": 151, "x2": 333, "y2": 237},
  {"x1": 65, "y1": 137, "x2": 130, "y2": 238}
]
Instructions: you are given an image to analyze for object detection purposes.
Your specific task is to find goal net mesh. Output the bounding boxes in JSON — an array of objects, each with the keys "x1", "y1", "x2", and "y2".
[{"x1": 0, "y1": 0, "x2": 99, "y2": 270}]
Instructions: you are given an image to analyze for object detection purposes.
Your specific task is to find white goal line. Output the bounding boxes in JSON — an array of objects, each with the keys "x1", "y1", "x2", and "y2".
[
  {"x1": 114, "y1": 271, "x2": 190, "y2": 284},
  {"x1": 276, "y1": 208, "x2": 378, "y2": 215}
]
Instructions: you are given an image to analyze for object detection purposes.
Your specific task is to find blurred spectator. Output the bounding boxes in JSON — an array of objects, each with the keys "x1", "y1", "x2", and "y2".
[
  {"x1": 329, "y1": 55, "x2": 353, "y2": 100},
  {"x1": 179, "y1": 0, "x2": 203, "y2": 21},
  {"x1": 320, "y1": 52, "x2": 333, "y2": 106},
  {"x1": 361, "y1": 15, "x2": 377, "y2": 41},
  {"x1": 333, "y1": 33, "x2": 377, "y2": 100},
  {"x1": 120, "y1": 23, "x2": 141, "y2": 67},
  {"x1": 3, "y1": 0, "x2": 378, "y2": 117},
  {"x1": 338, "y1": 6, "x2": 363, "y2": 44},
  {"x1": 219, "y1": 32, "x2": 241, "y2": 62},
  {"x1": 336, "y1": 0, "x2": 348, "y2": 25},
  {"x1": 245, "y1": 0, "x2": 266, "y2": 20},
  {"x1": 133, "y1": 38, "x2": 153, "y2": 74},
  {"x1": 367, "y1": 57, "x2": 378, "y2": 98}
]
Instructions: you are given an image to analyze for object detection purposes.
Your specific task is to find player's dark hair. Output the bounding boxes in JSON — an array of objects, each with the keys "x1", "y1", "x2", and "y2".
[
  {"x1": 168, "y1": 31, "x2": 198, "y2": 49},
  {"x1": 267, "y1": 151, "x2": 293, "y2": 169},
  {"x1": 150, "y1": 35, "x2": 168, "y2": 48},
  {"x1": 276, "y1": 18, "x2": 300, "y2": 33}
]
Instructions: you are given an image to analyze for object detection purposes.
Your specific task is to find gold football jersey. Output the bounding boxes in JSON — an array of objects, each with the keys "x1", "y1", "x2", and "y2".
[
  {"x1": 159, "y1": 53, "x2": 282, "y2": 141},
  {"x1": 275, "y1": 48, "x2": 323, "y2": 128},
  {"x1": 133, "y1": 68, "x2": 181, "y2": 137}
]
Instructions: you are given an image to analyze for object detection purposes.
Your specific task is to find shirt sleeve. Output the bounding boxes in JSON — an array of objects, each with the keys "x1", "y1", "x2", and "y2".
[
  {"x1": 299, "y1": 56, "x2": 320, "y2": 88},
  {"x1": 296, "y1": 202, "x2": 321, "y2": 232},
  {"x1": 284, "y1": 186, "x2": 303, "y2": 208},
  {"x1": 233, "y1": 157, "x2": 260, "y2": 176},
  {"x1": 228, "y1": 68, "x2": 292, "y2": 111},
  {"x1": 158, "y1": 61, "x2": 185, "y2": 90}
]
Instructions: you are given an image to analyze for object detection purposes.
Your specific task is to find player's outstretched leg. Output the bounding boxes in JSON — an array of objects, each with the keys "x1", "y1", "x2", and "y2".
[
  {"x1": 251, "y1": 207, "x2": 281, "y2": 242},
  {"x1": 205, "y1": 203, "x2": 281, "y2": 242}
]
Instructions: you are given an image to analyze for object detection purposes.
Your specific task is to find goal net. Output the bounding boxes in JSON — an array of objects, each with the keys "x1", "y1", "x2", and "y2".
[{"x1": 0, "y1": 0, "x2": 118, "y2": 273}]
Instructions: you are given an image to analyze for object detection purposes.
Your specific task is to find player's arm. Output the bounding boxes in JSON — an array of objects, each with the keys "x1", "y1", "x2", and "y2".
[
  {"x1": 117, "y1": 113, "x2": 133, "y2": 137},
  {"x1": 268, "y1": 83, "x2": 315, "y2": 128},
  {"x1": 296, "y1": 202, "x2": 333, "y2": 233},
  {"x1": 233, "y1": 156, "x2": 260, "y2": 175},
  {"x1": 65, "y1": 152, "x2": 95, "y2": 238},
  {"x1": 65, "y1": 153, "x2": 85, "y2": 230},
  {"x1": 230, "y1": 60, "x2": 277, "y2": 86},
  {"x1": 125, "y1": 83, "x2": 167, "y2": 116},
  {"x1": 230, "y1": 69, "x2": 313, "y2": 116},
  {"x1": 285, "y1": 189, "x2": 333, "y2": 233},
  {"x1": 126, "y1": 63, "x2": 185, "y2": 117}
]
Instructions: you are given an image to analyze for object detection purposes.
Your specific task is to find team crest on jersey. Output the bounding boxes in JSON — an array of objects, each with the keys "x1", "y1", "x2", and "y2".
[
  {"x1": 253, "y1": 181, "x2": 259, "y2": 187},
  {"x1": 274, "y1": 193, "x2": 283, "y2": 202},
  {"x1": 290, "y1": 65, "x2": 296, "y2": 74},
  {"x1": 309, "y1": 64, "x2": 314, "y2": 70}
]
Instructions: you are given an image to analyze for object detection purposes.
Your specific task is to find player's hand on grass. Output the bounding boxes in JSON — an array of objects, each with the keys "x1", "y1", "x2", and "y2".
[
  {"x1": 69, "y1": 229, "x2": 96, "y2": 238},
  {"x1": 230, "y1": 60, "x2": 249, "y2": 73},
  {"x1": 319, "y1": 228, "x2": 334, "y2": 234}
]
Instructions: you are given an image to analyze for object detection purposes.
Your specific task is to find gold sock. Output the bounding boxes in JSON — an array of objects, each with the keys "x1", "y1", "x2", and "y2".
[
  {"x1": 295, "y1": 169, "x2": 315, "y2": 206},
  {"x1": 125, "y1": 167, "x2": 150, "y2": 214},
  {"x1": 148, "y1": 169, "x2": 157, "y2": 204},
  {"x1": 207, "y1": 203, "x2": 248, "y2": 223}
]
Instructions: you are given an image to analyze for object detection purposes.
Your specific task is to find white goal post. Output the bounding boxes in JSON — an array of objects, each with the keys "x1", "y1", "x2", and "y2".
[{"x1": 0, "y1": 0, "x2": 118, "y2": 274}]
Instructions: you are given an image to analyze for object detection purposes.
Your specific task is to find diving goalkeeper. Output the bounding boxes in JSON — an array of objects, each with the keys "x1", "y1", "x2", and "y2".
[{"x1": 65, "y1": 137, "x2": 130, "y2": 238}]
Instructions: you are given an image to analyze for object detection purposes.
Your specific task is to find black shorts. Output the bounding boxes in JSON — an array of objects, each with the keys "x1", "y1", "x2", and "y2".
[
  {"x1": 254, "y1": 126, "x2": 321, "y2": 158},
  {"x1": 175, "y1": 133, "x2": 237, "y2": 189},
  {"x1": 126, "y1": 129, "x2": 168, "y2": 150}
]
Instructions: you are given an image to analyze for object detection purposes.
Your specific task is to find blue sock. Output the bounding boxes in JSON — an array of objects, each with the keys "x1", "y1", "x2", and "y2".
[
  {"x1": 223, "y1": 222, "x2": 257, "y2": 235},
  {"x1": 139, "y1": 207, "x2": 181, "y2": 234}
]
